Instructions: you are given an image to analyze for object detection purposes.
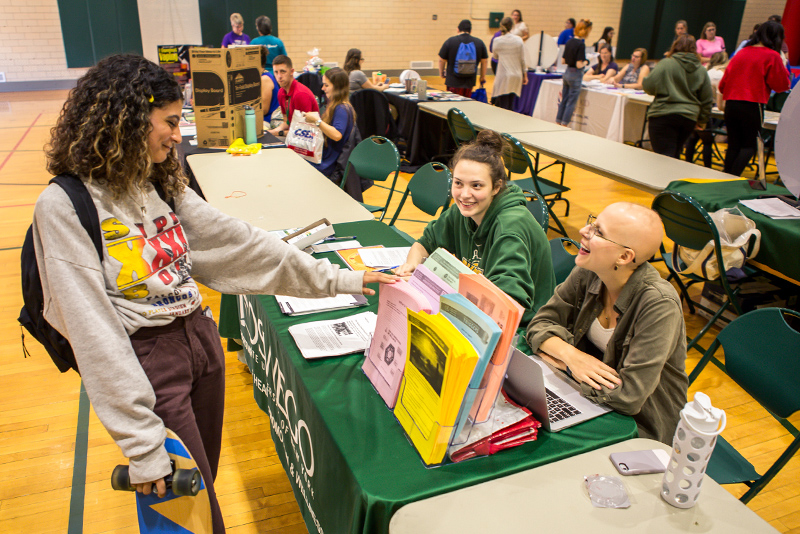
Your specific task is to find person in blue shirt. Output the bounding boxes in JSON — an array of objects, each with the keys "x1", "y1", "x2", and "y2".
[
  {"x1": 251, "y1": 16, "x2": 286, "y2": 72},
  {"x1": 258, "y1": 46, "x2": 280, "y2": 126},
  {"x1": 557, "y1": 18, "x2": 576, "y2": 46},
  {"x1": 303, "y1": 68, "x2": 355, "y2": 179}
]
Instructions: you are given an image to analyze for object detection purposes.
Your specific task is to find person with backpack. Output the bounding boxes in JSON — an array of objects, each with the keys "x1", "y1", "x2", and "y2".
[
  {"x1": 438, "y1": 19, "x2": 489, "y2": 98},
  {"x1": 28, "y1": 54, "x2": 396, "y2": 533}
]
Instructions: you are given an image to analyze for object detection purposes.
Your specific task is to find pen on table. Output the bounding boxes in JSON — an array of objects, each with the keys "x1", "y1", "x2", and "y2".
[
  {"x1": 322, "y1": 235, "x2": 357, "y2": 242},
  {"x1": 374, "y1": 266, "x2": 399, "y2": 273}
]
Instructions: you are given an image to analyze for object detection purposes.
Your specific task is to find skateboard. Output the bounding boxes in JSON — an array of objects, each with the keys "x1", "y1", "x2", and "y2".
[{"x1": 111, "y1": 429, "x2": 212, "y2": 533}]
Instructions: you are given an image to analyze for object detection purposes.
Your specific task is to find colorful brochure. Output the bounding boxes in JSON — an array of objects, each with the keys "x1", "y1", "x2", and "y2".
[
  {"x1": 439, "y1": 293, "x2": 501, "y2": 439},
  {"x1": 336, "y1": 245, "x2": 385, "y2": 271},
  {"x1": 363, "y1": 281, "x2": 432, "y2": 408},
  {"x1": 458, "y1": 273, "x2": 524, "y2": 422},
  {"x1": 393, "y1": 309, "x2": 479, "y2": 466},
  {"x1": 423, "y1": 248, "x2": 475, "y2": 290},
  {"x1": 408, "y1": 264, "x2": 454, "y2": 314}
]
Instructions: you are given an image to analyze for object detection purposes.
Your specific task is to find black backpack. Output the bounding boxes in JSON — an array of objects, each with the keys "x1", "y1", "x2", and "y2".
[{"x1": 19, "y1": 175, "x2": 172, "y2": 374}]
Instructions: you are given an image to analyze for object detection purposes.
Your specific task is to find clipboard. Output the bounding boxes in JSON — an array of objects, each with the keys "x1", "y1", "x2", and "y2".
[{"x1": 281, "y1": 218, "x2": 335, "y2": 250}]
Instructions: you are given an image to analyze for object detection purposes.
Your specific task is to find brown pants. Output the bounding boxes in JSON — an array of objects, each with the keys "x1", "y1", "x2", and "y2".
[{"x1": 130, "y1": 308, "x2": 226, "y2": 533}]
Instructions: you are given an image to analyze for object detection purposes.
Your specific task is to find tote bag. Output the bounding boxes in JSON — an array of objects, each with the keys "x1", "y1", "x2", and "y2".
[
  {"x1": 674, "y1": 207, "x2": 761, "y2": 280},
  {"x1": 286, "y1": 110, "x2": 323, "y2": 164}
]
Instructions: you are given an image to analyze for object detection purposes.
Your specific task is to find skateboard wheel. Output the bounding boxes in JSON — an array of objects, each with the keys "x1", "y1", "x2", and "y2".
[
  {"x1": 172, "y1": 468, "x2": 201, "y2": 496},
  {"x1": 111, "y1": 465, "x2": 134, "y2": 491}
]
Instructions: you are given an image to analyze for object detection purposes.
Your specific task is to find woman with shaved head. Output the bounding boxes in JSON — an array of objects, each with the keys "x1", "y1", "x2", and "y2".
[{"x1": 526, "y1": 203, "x2": 688, "y2": 443}]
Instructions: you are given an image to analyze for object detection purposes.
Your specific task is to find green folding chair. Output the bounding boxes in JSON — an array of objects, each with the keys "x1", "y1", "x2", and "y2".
[
  {"x1": 652, "y1": 191, "x2": 759, "y2": 352},
  {"x1": 501, "y1": 133, "x2": 570, "y2": 237},
  {"x1": 340, "y1": 136, "x2": 401, "y2": 221},
  {"x1": 550, "y1": 237, "x2": 580, "y2": 286},
  {"x1": 688, "y1": 307, "x2": 800, "y2": 504},
  {"x1": 524, "y1": 192, "x2": 549, "y2": 231},
  {"x1": 446, "y1": 108, "x2": 477, "y2": 147},
  {"x1": 387, "y1": 162, "x2": 452, "y2": 243}
]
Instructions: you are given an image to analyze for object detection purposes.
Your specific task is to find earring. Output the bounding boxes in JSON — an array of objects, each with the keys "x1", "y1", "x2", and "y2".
[{"x1": 614, "y1": 264, "x2": 618, "y2": 271}]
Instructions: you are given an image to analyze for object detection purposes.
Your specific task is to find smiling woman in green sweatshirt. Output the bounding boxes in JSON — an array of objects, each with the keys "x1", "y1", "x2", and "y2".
[
  {"x1": 642, "y1": 34, "x2": 714, "y2": 159},
  {"x1": 395, "y1": 130, "x2": 555, "y2": 323}
]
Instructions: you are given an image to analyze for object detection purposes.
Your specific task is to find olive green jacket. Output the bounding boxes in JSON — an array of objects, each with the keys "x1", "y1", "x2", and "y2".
[{"x1": 525, "y1": 263, "x2": 688, "y2": 444}]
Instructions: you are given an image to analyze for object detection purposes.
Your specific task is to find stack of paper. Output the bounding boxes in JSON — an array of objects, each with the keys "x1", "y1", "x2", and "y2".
[
  {"x1": 358, "y1": 247, "x2": 411, "y2": 270},
  {"x1": 739, "y1": 198, "x2": 800, "y2": 219},
  {"x1": 288, "y1": 311, "x2": 377, "y2": 359},
  {"x1": 449, "y1": 391, "x2": 541, "y2": 463},
  {"x1": 393, "y1": 310, "x2": 480, "y2": 466}
]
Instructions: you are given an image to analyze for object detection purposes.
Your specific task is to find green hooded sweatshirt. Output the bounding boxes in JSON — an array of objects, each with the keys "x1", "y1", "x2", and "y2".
[
  {"x1": 418, "y1": 184, "x2": 555, "y2": 323},
  {"x1": 642, "y1": 52, "x2": 714, "y2": 126}
]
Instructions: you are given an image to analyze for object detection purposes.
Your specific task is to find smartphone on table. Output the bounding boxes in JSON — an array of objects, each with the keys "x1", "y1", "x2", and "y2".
[{"x1": 609, "y1": 449, "x2": 671, "y2": 475}]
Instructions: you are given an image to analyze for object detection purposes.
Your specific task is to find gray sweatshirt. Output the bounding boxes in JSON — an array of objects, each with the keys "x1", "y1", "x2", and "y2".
[{"x1": 32, "y1": 179, "x2": 364, "y2": 483}]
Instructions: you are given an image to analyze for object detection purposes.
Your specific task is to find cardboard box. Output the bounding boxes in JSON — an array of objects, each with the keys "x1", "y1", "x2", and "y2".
[{"x1": 189, "y1": 47, "x2": 263, "y2": 147}]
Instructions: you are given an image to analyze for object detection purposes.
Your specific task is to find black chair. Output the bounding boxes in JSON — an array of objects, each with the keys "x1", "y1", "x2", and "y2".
[
  {"x1": 296, "y1": 72, "x2": 324, "y2": 107},
  {"x1": 349, "y1": 89, "x2": 397, "y2": 141}
]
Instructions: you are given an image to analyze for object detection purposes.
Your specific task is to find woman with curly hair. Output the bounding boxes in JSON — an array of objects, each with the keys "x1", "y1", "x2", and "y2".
[{"x1": 36, "y1": 54, "x2": 394, "y2": 533}]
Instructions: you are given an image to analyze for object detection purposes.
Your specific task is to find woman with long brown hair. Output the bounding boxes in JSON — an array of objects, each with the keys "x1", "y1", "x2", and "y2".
[
  {"x1": 304, "y1": 67, "x2": 357, "y2": 179},
  {"x1": 343, "y1": 48, "x2": 387, "y2": 92},
  {"x1": 36, "y1": 54, "x2": 392, "y2": 533}
]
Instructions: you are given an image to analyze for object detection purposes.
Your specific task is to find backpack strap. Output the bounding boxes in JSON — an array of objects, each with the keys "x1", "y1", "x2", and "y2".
[{"x1": 50, "y1": 175, "x2": 103, "y2": 261}]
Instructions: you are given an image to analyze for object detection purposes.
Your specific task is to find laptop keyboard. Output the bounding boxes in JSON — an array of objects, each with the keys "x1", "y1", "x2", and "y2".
[{"x1": 545, "y1": 388, "x2": 582, "y2": 422}]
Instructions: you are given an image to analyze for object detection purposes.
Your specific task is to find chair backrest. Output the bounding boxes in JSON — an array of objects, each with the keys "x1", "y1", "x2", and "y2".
[
  {"x1": 296, "y1": 71, "x2": 324, "y2": 100},
  {"x1": 714, "y1": 308, "x2": 800, "y2": 419},
  {"x1": 652, "y1": 190, "x2": 721, "y2": 253},
  {"x1": 446, "y1": 108, "x2": 477, "y2": 147},
  {"x1": 767, "y1": 91, "x2": 790, "y2": 113},
  {"x1": 501, "y1": 133, "x2": 548, "y2": 196},
  {"x1": 550, "y1": 238, "x2": 580, "y2": 286},
  {"x1": 387, "y1": 162, "x2": 452, "y2": 226},
  {"x1": 525, "y1": 193, "x2": 549, "y2": 231},
  {"x1": 342, "y1": 136, "x2": 400, "y2": 186},
  {"x1": 349, "y1": 89, "x2": 396, "y2": 140}
]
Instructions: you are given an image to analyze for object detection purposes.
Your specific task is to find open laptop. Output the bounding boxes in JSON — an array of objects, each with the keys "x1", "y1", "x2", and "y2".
[{"x1": 504, "y1": 348, "x2": 611, "y2": 432}]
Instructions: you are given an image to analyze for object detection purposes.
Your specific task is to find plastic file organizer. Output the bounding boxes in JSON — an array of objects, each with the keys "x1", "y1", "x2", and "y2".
[{"x1": 391, "y1": 342, "x2": 524, "y2": 467}]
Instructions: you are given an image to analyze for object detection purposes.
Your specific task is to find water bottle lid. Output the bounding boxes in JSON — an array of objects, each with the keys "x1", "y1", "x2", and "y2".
[
  {"x1": 244, "y1": 105, "x2": 255, "y2": 115},
  {"x1": 681, "y1": 392, "x2": 725, "y2": 435}
]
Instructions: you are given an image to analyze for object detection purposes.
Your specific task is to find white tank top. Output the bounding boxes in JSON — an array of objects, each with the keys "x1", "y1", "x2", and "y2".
[{"x1": 587, "y1": 317, "x2": 615, "y2": 354}]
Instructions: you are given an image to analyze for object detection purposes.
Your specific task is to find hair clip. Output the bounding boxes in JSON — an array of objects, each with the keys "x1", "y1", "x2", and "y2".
[{"x1": 148, "y1": 95, "x2": 154, "y2": 103}]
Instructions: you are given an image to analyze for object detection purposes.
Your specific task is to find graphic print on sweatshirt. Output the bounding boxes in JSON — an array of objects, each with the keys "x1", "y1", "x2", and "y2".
[{"x1": 101, "y1": 211, "x2": 200, "y2": 318}]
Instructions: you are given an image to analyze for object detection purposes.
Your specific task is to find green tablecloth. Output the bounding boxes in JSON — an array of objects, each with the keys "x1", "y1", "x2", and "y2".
[
  {"x1": 222, "y1": 220, "x2": 637, "y2": 534},
  {"x1": 665, "y1": 180, "x2": 800, "y2": 282}
]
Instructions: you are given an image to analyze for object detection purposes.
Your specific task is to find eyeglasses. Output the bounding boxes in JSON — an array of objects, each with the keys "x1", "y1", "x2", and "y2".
[{"x1": 585, "y1": 214, "x2": 633, "y2": 251}]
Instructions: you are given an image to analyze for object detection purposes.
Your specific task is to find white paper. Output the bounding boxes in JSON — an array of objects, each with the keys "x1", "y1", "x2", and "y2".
[
  {"x1": 276, "y1": 293, "x2": 367, "y2": 315},
  {"x1": 180, "y1": 125, "x2": 197, "y2": 137},
  {"x1": 288, "y1": 311, "x2": 378, "y2": 359},
  {"x1": 311, "y1": 240, "x2": 361, "y2": 253},
  {"x1": 740, "y1": 198, "x2": 800, "y2": 219},
  {"x1": 358, "y1": 247, "x2": 411, "y2": 268}
]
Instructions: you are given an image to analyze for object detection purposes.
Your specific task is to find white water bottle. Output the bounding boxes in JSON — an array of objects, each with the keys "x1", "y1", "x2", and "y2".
[{"x1": 661, "y1": 392, "x2": 726, "y2": 508}]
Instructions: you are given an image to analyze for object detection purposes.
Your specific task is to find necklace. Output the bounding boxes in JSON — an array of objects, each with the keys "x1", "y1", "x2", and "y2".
[{"x1": 128, "y1": 187, "x2": 147, "y2": 215}]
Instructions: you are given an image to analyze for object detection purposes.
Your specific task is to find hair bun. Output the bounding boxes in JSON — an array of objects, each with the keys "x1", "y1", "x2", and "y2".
[{"x1": 474, "y1": 129, "x2": 504, "y2": 154}]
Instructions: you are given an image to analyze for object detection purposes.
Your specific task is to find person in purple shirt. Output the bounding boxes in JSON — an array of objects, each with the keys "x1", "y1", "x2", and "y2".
[
  {"x1": 221, "y1": 13, "x2": 250, "y2": 48},
  {"x1": 557, "y1": 18, "x2": 576, "y2": 46}
]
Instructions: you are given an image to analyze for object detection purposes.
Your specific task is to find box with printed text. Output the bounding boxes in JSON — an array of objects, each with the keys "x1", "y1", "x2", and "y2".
[{"x1": 189, "y1": 47, "x2": 263, "y2": 147}]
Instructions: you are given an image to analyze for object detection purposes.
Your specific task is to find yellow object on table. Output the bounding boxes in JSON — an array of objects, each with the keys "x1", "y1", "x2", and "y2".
[{"x1": 225, "y1": 138, "x2": 261, "y2": 155}]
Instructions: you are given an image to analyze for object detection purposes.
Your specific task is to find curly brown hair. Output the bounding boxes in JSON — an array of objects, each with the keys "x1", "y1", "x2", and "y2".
[{"x1": 46, "y1": 54, "x2": 186, "y2": 200}]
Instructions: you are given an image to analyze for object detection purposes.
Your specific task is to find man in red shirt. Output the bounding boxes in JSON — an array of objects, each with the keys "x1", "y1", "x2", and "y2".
[{"x1": 267, "y1": 55, "x2": 320, "y2": 136}]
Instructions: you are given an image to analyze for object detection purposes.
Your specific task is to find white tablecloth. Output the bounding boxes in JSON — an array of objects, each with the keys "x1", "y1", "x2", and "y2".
[{"x1": 533, "y1": 79, "x2": 650, "y2": 143}]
